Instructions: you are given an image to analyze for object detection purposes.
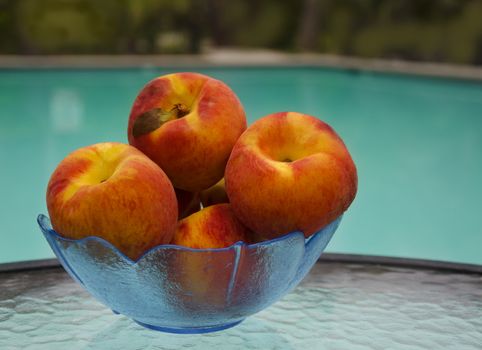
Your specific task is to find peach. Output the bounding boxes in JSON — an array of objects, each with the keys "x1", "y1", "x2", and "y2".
[
  {"x1": 170, "y1": 203, "x2": 253, "y2": 308},
  {"x1": 175, "y1": 188, "x2": 201, "y2": 219},
  {"x1": 199, "y1": 178, "x2": 229, "y2": 207},
  {"x1": 127, "y1": 72, "x2": 247, "y2": 192},
  {"x1": 172, "y1": 204, "x2": 252, "y2": 249},
  {"x1": 225, "y1": 112, "x2": 357, "y2": 240},
  {"x1": 46, "y1": 142, "x2": 178, "y2": 260}
]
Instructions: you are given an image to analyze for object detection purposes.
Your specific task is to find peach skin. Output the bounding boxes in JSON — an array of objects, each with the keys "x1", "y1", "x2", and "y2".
[
  {"x1": 127, "y1": 72, "x2": 247, "y2": 192},
  {"x1": 170, "y1": 204, "x2": 253, "y2": 307},
  {"x1": 225, "y1": 112, "x2": 357, "y2": 240},
  {"x1": 46, "y1": 142, "x2": 178, "y2": 260},
  {"x1": 172, "y1": 203, "x2": 252, "y2": 249}
]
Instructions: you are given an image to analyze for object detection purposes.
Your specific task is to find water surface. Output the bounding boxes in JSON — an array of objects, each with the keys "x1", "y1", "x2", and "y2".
[{"x1": 1, "y1": 67, "x2": 481, "y2": 264}]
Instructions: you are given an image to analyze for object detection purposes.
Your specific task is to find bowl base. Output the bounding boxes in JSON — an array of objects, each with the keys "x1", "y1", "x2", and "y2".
[{"x1": 133, "y1": 319, "x2": 244, "y2": 334}]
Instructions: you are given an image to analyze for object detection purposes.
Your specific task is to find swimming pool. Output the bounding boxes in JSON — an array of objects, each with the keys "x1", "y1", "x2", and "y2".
[{"x1": 1, "y1": 66, "x2": 481, "y2": 265}]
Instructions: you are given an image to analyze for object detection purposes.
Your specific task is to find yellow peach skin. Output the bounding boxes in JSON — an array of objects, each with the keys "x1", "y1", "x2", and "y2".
[
  {"x1": 172, "y1": 204, "x2": 252, "y2": 249},
  {"x1": 127, "y1": 72, "x2": 247, "y2": 192},
  {"x1": 170, "y1": 204, "x2": 253, "y2": 308},
  {"x1": 46, "y1": 142, "x2": 178, "y2": 260},
  {"x1": 225, "y1": 112, "x2": 357, "y2": 240}
]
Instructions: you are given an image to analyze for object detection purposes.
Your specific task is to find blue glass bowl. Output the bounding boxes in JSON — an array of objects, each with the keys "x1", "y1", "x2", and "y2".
[{"x1": 37, "y1": 214, "x2": 341, "y2": 334}]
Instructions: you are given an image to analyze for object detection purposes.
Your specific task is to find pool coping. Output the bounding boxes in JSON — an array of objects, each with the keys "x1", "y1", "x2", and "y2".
[
  {"x1": 1, "y1": 253, "x2": 481, "y2": 275},
  {"x1": 1, "y1": 51, "x2": 482, "y2": 82}
]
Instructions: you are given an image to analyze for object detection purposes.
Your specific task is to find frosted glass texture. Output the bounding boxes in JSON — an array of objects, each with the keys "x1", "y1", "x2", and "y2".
[{"x1": 37, "y1": 214, "x2": 341, "y2": 333}]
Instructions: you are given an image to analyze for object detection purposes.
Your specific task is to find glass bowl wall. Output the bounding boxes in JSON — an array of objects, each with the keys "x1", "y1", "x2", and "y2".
[{"x1": 38, "y1": 214, "x2": 341, "y2": 334}]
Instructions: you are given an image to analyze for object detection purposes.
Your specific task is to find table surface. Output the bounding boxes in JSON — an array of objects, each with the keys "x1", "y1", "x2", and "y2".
[{"x1": 1, "y1": 261, "x2": 481, "y2": 350}]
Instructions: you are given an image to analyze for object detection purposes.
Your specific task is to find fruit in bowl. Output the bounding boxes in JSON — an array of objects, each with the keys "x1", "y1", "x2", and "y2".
[
  {"x1": 38, "y1": 213, "x2": 342, "y2": 333},
  {"x1": 172, "y1": 203, "x2": 252, "y2": 249},
  {"x1": 169, "y1": 203, "x2": 253, "y2": 308},
  {"x1": 127, "y1": 72, "x2": 247, "y2": 192},
  {"x1": 225, "y1": 112, "x2": 357, "y2": 240},
  {"x1": 39, "y1": 72, "x2": 358, "y2": 334},
  {"x1": 46, "y1": 142, "x2": 178, "y2": 260}
]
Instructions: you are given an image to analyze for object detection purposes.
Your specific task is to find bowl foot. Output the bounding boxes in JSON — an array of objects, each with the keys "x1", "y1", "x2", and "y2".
[{"x1": 133, "y1": 319, "x2": 244, "y2": 334}]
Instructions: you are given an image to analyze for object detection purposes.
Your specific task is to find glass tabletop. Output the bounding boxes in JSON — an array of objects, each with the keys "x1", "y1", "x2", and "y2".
[{"x1": 1, "y1": 260, "x2": 481, "y2": 349}]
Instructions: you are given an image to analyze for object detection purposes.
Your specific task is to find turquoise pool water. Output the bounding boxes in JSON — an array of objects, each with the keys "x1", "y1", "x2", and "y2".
[{"x1": 1, "y1": 67, "x2": 481, "y2": 265}]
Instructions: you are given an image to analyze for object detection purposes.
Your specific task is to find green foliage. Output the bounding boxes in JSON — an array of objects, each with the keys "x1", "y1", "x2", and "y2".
[
  {"x1": 0, "y1": 0, "x2": 18, "y2": 52},
  {"x1": 346, "y1": 0, "x2": 482, "y2": 64},
  {"x1": 15, "y1": 0, "x2": 123, "y2": 53},
  {"x1": 0, "y1": 0, "x2": 481, "y2": 64}
]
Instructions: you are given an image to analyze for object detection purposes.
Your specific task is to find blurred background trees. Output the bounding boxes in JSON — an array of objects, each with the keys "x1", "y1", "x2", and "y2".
[{"x1": 0, "y1": 0, "x2": 481, "y2": 65}]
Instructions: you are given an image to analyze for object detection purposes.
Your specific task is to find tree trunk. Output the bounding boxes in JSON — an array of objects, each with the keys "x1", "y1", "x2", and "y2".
[{"x1": 297, "y1": 0, "x2": 321, "y2": 51}]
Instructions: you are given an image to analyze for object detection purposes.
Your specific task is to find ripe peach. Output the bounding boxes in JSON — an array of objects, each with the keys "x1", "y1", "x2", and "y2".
[
  {"x1": 127, "y1": 72, "x2": 247, "y2": 192},
  {"x1": 172, "y1": 204, "x2": 252, "y2": 249},
  {"x1": 225, "y1": 112, "x2": 357, "y2": 240},
  {"x1": 46, "y1": 142, "x2": 178, "y2": 260}
]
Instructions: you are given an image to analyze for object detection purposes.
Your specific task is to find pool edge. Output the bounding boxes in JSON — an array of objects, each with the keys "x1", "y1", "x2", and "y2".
[{"x1": 0, "y1": 52, "x2": 482, "y2": 82}]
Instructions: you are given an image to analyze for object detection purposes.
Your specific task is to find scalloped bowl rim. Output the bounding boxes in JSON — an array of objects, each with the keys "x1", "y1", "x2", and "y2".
[{"x1": 38, "y1": 214, "x2": 342, "y2": 265}]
